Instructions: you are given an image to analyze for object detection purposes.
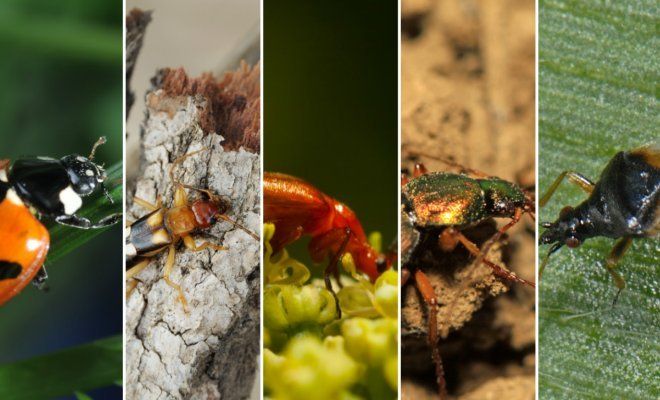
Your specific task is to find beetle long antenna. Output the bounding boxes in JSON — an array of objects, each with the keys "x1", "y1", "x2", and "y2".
[
  {"x1": 406, "y1": 150, "x2": 491, "y2": 178},
  {"x1": 217, "y1": 214, "x2": 259, "y2": 241},
  {"x1": 169, "y1": 147, "x2": 210, "y2": 186},
  {"x1": 89, "y1": 136, "x2": 107, "y2": 160}
]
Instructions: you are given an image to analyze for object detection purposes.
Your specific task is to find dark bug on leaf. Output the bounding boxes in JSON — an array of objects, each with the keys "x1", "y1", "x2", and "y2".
[
  {"x1": 539, "y1": 141, "x2": 660, "y2": 302},
  {"x1": 401, "y1": 155, "x2": 536, "y2": 398}
]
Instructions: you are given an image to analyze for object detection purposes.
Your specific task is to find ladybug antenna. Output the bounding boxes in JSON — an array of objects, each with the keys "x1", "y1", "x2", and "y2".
[
  {"x1": 89, "y1": 136, "x2": 107, "y2": 161},
  {"x1": 216, "y1": 213, "x2": 259, "y2": 241}
]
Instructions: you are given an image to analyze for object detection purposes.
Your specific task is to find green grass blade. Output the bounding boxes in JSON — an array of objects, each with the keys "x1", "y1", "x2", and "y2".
[
  {"x1": 539, "y1": 1, "x2": 659, "y2": 399},
  {"x1": 0, "y1": 335, "x2": 122, "y2": 400}
]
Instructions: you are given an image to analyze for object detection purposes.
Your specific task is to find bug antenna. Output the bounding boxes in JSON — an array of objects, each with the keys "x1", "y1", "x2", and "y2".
[
  {"x1": 539, "y1": 242, "x2": 562, "y2": 279},
  {"x1": 89, "y1": 136, "x2": 107, "y2": 160},
  {"x1": 217, "y1": 214, "x2": 259, "y2": 241}
]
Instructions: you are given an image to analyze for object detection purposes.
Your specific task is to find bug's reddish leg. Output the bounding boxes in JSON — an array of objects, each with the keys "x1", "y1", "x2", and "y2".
[
  {"x1": 413, "y1": 162, "x2": 428, "y2": 177},
  {"x1": 606, "y1": 236, "x2": 632, "y2": 305},
  {"x1": 401, "y1": 173, "x2": 410, "y2": 186},
  {"x1": 414, "y1": 269, "x2": 447, "y2": 400},
  {"x1": 450, "y1": 227, "x2": 535, "y2": 287}
]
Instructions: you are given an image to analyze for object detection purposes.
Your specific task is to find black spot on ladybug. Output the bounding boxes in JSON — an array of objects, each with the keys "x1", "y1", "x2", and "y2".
[
  {"x1": 0, "y1": 261, "x2": 22, "y2": 280},
  {"x1": 0, "y1": 181, "x2": 8, "y2": 201}
]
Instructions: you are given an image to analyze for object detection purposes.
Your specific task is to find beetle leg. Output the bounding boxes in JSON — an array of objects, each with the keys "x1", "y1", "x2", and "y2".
[
  {"x1": 182, "y1": 234, "x2": 227, "y2": 252},
  {"x1": 163, "y1": 244, "x2": 189, "y2": 313},
  {"x1": 126, "y1": 258, "x2": 151, "y2": 297},
  {"x1": 605, "y1": 237, "x2": 632, "y2": 305},
  {"x1": 401, "y1": 172, "x2": 410, "y2": 186},
  {"x1": 401, "y1": 267, "x2": 411, "y2": 286},
  {"x1": 449, "y1": 227, "x2": 535, "y2": 287},
  {"x1": 173, "y1": 184, "x2": 189, "y2": 207},
  {"x1": 55, "y1": 213, "x2": 122, "y2": 229},
  {"x1": 413, "y1": 163, "x2": 428, "y2": 177},
  {"x1": 126, "y1": 279, "x2": 139, "y2": 297},
  {"x1": 414, "y1": 269, "x2": 447, "y2": 399},
  {"x1": 133, "y1": 196, "x2": 162, "y2": 211},
  {"x1": 540, "y1": 171, "x2": 595, "y2": 207},
  {"x1": 126, "y1": 258, "x2": 151, "y2": 280},
  {"x1": 310, "y1": 227, "x2": 353, "y2": 316},
  {"x1": 475, "y1": 207, "x2": 523, "y2": 272},
  {"x1": 438, "y1": 228, "x2": 459, "y2": 252}
]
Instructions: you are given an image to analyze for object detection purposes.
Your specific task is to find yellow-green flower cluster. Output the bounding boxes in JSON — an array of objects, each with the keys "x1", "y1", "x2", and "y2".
[{"x1": 263, "y1": 224, "x2": 398, "y2": 400}]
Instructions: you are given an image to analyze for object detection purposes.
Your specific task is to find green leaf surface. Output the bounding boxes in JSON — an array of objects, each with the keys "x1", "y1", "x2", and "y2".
[
  {"x1": 0, "y1": 335, "x2": 122, "y2": 400},
  {"x1": 539, "y1": 1, "x2": 659, "y2": 399},
  {"x1": 46, "y1": 161, "x2": 123, "y2": 264}
]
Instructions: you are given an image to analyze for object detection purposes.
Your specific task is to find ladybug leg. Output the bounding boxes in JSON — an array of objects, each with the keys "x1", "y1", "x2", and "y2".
[
  {"x1": 55, "y1": 212, "x2": 122, "y2": 229},
  {"x1": 540, "y1": 171, "x2": 595, "y2": 207},
  {"x1": 182, "y1": 234, "x2": 227, "y2": 252},
  {"x1": 449, "y1": 227, "x2": 535, "y2": 287},
  {"x1": 605, "y1": 237, "x2": 632, "y2": 305},
  {"x1": 414, "y1": 269, "x2": 447, "y2": 399},
  {"x1": 162, "y1": 244, "x2": 189, "y2": 313},
  {"x1": 133, "y1": 196, "x2": 162, "y2": 212},
  {"x1": 31, "y1": 265, "x2": 49, "y2": 291}
]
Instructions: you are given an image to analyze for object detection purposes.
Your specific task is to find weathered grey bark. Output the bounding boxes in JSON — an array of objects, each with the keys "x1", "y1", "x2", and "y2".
[
  {"x1": 126, "y1": 8, "x2": 151, "y2": 116},
  {"x1": 126, "y1": 72, "x2": 260, "y2": 399}
]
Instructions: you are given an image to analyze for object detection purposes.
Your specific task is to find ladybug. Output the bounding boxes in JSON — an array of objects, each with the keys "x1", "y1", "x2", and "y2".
[{"x1": 0, "y1": 137, "x2": 121, "y2": 306}]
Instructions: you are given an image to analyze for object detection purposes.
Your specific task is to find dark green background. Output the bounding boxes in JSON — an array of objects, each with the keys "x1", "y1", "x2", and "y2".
[
  {"x1": 0, "y1": 1, "x2": 121, "y2": 398},
  {"x1": 264, "y1": 0, "x2": 398, "y2": 260}
]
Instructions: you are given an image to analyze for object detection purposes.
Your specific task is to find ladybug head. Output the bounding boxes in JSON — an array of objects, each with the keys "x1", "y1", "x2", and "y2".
[{"x1": 60, "y1": 154, "x2": 106, "y2": 196}]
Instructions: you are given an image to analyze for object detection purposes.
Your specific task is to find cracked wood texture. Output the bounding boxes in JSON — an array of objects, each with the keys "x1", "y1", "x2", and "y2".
[
  {"x1": 126, "y1": 67, "x2": 260, "y2": 400},
  {"x1": 402, "y1": 0, "x2": 535, "y2": 398}
]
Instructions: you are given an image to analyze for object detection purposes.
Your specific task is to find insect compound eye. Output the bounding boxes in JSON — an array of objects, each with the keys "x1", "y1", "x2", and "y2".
[{"x1": 565, "y1": 237, "x2": 581, "y2": 248}]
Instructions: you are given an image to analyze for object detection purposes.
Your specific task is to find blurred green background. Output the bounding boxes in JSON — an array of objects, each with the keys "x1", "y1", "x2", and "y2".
[
  {"x1": 0, "y1": 0, "x2": 121, "y2": 399},
  {"x1": 264, "y1": 0, "x2": 397, "y2": 263}
]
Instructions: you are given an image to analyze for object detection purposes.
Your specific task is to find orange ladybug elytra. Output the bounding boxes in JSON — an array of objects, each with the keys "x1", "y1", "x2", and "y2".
[{"x1": 0, "y1": 160, "x2": 50, "y2": 305}]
